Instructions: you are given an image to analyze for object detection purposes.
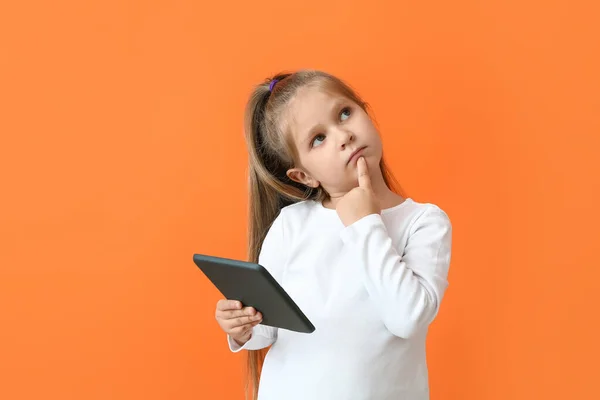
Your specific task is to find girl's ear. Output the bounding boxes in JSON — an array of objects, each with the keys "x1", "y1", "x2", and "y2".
[{"x1": 286, "y1": 168, "x2": 320, "y2": 188}]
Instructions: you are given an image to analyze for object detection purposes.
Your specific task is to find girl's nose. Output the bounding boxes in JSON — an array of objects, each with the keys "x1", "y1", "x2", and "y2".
[{"x1": 338, "y1": 129, "x2": 355, "y2": 149}]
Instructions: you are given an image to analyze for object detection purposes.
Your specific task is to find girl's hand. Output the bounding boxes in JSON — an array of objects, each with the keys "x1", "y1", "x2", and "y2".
[
  {"x1": 336, "y1": 157, "x2": 381, "y2": 226},
  {"x1": 215, "y1": 299, "x2": 263, "y2": 346}
]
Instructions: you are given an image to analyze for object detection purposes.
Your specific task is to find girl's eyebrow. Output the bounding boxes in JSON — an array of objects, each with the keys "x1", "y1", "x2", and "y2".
[{"x1": 301, "y1": 99, "x2": 346, "y2": 142}]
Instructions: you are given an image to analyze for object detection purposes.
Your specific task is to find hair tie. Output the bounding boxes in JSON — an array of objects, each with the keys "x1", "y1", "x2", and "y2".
[{"x1": 269, "y1": 79, "x2": 279, "y2": 92}]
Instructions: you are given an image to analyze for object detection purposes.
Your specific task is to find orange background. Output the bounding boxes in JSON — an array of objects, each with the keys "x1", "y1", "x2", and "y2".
[{"x1": 1, "y1": 1, "x2": 599, "y2": 399}]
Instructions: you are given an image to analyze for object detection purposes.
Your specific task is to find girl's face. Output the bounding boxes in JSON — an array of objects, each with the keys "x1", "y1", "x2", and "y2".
[{"x1": 285, "y1": 85, "x2": 383, "y2": 197}]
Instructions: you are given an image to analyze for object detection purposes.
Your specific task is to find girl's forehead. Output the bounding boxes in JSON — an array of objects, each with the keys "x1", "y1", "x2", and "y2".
[
  {"x1": 292, "y1": 86, "x2": 340, "y2": 108},
  {"x1": 287, "y1": 87, "x2": 344, "y2": 123}
]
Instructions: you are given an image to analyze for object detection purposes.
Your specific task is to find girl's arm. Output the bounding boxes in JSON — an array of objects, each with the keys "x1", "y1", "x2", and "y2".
[
  {"x1": 227, "y1": 211, "x2": 286, "y2": 352},
  {"x1": 340, "y1": 205, "x2": 452, "y2": 339}
]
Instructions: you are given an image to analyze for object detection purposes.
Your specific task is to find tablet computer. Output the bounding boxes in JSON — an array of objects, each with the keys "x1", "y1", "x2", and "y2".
[{"x1": 193, "y1": 253, "x2": 315, "y2": 334}]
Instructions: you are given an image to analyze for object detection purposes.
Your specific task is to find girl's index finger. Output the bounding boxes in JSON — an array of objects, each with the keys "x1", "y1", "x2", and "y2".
[
  {"x1": 357, "y1": 157, "x2": 372, "y2": 189},
  {"x1": 230, "y1": 300, "x2": 242, "y2": 309},
  {"x1": 218, "y1": 300, "x2": 241, "y2": 311}
]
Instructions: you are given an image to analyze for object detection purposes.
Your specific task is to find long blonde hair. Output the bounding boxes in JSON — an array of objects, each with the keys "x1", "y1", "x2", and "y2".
[{"x1": 243, "y1": 70, "x2": 402, "y2": 399}]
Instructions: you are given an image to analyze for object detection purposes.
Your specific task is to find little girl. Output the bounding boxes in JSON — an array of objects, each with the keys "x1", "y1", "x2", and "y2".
[{"x1": 214, "y1": 70, "x2": 452, "y2": 400}]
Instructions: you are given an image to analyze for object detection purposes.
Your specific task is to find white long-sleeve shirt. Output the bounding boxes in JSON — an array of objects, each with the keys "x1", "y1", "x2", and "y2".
[{"x1": 228, "y1": 198, "x2": 452, "y2": 400}]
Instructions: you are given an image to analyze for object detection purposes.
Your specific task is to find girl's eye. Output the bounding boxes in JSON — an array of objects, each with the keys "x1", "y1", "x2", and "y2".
[
  {"x1": 340, "y1": 107, "x2": 351, "y2": 121},
  {"x1": 312, "y1": 134, "x2": 326, "y2": 148}
]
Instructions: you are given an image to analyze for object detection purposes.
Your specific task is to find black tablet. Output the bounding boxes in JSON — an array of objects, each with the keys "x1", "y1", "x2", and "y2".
[{"x1": 193, "y1": 253, "x2": 315, "y2": 334}]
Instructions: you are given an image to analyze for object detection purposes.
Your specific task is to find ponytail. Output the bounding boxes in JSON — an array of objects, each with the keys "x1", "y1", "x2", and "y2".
[{"x1": 243, "y1": 75, "x2": 307, "y2": 400}]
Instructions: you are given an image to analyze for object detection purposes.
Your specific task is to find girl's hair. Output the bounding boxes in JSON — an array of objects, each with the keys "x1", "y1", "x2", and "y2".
[{"x1": 243, "y1": 69, "x2": 402, "y2": 399}]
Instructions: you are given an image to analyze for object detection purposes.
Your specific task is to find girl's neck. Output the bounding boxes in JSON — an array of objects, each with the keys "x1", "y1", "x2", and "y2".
[{"x1": 371, "y1": 170, "x2": 405, "y2": 209}]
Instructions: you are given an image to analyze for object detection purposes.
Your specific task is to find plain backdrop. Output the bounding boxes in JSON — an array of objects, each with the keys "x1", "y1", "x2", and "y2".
[{"x1": 1, "y1": 1, "x2": 599, "y2": 399}]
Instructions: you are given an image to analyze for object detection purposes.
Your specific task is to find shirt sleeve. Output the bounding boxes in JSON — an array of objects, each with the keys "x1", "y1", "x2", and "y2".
[
  {"x1": 339, "y1": 205, "x2": 452, "y2": 339},
  {"x1": 227, "y1": 210, "x2": 286, "y2": 352}
]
